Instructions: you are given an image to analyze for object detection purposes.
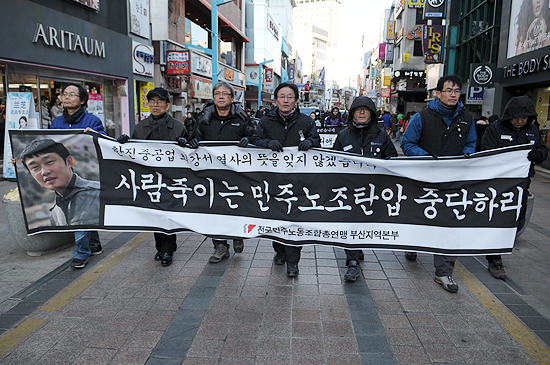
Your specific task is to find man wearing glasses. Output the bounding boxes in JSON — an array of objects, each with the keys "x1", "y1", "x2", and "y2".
[
  {"x1": 252, "y1": 82, "x2": 321, "y2": 277},
  {"x1": 400, "y1": 75, "x2": 476, "y2": 293},
  {"x1": 118, "y1": 87, "x2": 189, "y2": 267},
  {"x1": 188, "y1": 81, "x2": 255, "y2": 264}
]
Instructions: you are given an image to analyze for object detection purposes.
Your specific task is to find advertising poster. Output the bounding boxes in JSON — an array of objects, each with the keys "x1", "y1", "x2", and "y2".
[
  {"x1": 4, "y1": 93, "x2": 39, "y2": 178},
  {"x1": 264, "y1": 68, "x2": 274, "y2": 89},
  {"x1": 139, "y1": 82, "x2": 155, "y2": 120},
  {"x1": 508, "y1": 0, "x2": 550, "y2": 58},
  {"x1": 422, "y1": 25, "x2": 444, "y2": 63},
  {"x1": 10, "y1": 130, "x2": 531, "y2": 257},
  {"x1": 166, "y1": 50, "x2": 189, "y2": 75},
  {"x1": 130, "y1": 0, "x2": 150, "y2": 39}
]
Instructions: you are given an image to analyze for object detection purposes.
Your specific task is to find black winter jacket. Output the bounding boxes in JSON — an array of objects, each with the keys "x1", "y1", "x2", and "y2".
[
  {"x1": 252, "y1": 107, "x2": 321, "y2": 148},
  {"x1": 333, "y1": 121, "x2": 397, "y2": 158},
  {"x1": 132, "y1": 113, "x2": 188, "y2": 141},
  {"x1": 194, "y1": 102, "x2": 254, "y2": 141}
]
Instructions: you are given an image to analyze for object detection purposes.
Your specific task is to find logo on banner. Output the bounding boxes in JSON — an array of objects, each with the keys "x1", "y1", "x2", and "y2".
[
  {"x1": 473, "y1": 65, "x2": 492, "y2": 85},
  {"x1": 244, "y1": 224, "x2": 256, "y2": 233},
  {"x1": 428, "y1": 0, "x2": 444, "y2": 6}
]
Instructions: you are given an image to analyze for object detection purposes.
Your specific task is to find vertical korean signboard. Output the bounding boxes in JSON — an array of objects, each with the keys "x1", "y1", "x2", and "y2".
[
  {"x1": 166, "y1": 50, "x2": 189, "y2": 75},
  {"x1": 264, "y1": 68, "x2": 274, "y2": 89},
  {"x1": 422, "y1": 25, "x2": 444, "y2": 64}
]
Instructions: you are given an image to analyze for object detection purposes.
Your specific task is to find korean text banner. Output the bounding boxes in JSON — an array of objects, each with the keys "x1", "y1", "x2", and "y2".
[{"x1": 11, "y1": 130, "x2": 531, "y2": 256}]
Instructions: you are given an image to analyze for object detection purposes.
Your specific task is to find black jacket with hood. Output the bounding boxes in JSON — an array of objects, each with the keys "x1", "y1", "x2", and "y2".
[
  {"x1": 252, "y1": 107, "x2": 320, "y2": 148},
  {"x1": 193, "y1": 101, "x2": 254, "y2": 142},
  {"x1": 333, "y1": 96, "x2": 397, "y2": 158},
  {"x1": 481, "y1": 95, "x2": 548, "y2": 176}
]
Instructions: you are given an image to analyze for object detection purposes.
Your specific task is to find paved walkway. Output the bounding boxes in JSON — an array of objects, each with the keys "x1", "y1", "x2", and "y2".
[{"x1": 0, "y1": 165, "x2": 549, "y2": 364}]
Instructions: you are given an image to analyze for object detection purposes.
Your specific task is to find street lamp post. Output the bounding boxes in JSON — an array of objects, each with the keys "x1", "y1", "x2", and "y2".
[
  {"x1": 184, "y1": 0, "x2": 236, "y2": 86},
  {"x1": 258, "y1": 59, "x2": 273, "y2": 109}
]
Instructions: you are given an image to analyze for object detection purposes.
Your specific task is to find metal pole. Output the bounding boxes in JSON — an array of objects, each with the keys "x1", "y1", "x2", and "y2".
[{"x1": 211, "y1": 2, "x2": 219, "y2": 86}]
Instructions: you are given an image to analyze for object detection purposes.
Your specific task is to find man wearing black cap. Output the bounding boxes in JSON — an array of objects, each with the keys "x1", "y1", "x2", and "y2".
[
  {"x1": 21, "y1": 138, "x2": 100, "y2": 269},
  {"x1": 333, "y1": 96, "x2": 397, "y2": 282},
  {"x1": 118, "y1": 87, "x2": 189, "y2": 267}
]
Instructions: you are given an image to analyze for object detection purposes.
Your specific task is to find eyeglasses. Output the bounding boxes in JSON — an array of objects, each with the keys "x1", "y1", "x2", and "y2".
[
  {"x1": 148, "y1": 99, "x2": 166, "y2": 105},
  {"x1": 441, "y1": 89, "x2": 461, "y2": 95},
  {"x1": 355, "y1": 107, "x2": 370, "y2": 112},
  {"x1": 62, "y1": 92, "x2": 79, "y2": 98},
  {"x1": 277, "y1": 94, "x2": 295, "y2": 100},
  {"x1": 214, "y1": 91, "x2": 232, "y2": 97}
]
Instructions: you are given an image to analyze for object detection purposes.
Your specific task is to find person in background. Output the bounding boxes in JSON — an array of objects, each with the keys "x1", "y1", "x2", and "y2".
[
  {"x1": 117, "y1": 87, "x2": 188, "y2": 267},
  {"x1": 184, "y1": 111, "x2": 197, "y2": 135},
  {"x1": 333, "y1": 96, "x2": 397, "y2": 281},
  {"x1": 475, "y1": 116, "x2": 489, "y2": 152},
  {"x1": 255, "y1": 106, "x2": 265, "y2": 118},
  {"x1": 50, "y1": 98, "x2": 63, "y2": 120},
  {"x1": 481, "y1": 95, "x2": 548, "y2": 279},
  {"x1": 40, "y1": 97, "x2": 51, "y2": 129},
  {"x1": 381, "y1": 110, "x2": 392, "y2": 137},
  {"x1": 188, "y1": 81, "x2": 254, "y2": 264},
  {"x1": 252, "y1": 82, "x2": 320, "y2": 277},
  {"x1": 309, "y1": 112, "x2": 317, "y2": 121},
  {"x1": 325, "y1": 107, "x2": 346, "y2": 126},
  {"x1": 400, "y1": 75, "x2": 476, "y2": 293}
]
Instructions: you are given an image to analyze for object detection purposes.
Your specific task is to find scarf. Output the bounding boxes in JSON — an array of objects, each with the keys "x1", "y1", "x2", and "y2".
[
  {"x1": 352, "y1": 118, "x2": 371, "y2": 129},
  {"x1": 63, "y1": 107, "x2": 85, "y2": 124},
  {"x1": 150, "y1": 113, "x2": 171, "y2": 141},
  {"x1": 278, "y1": 107, "x2": 297, "y2": 122}
]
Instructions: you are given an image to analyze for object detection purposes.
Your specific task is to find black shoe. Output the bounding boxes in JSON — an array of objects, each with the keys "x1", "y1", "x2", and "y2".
[
  {"x1": 90, "y1": 244, "x2": 103, "y2": 256},
  {"x1": 155, "y1": 252, "x2": 163, "y2": 261},
  {"x1": 161, "y1": 252, "x2": 173, "y2": 267},
  {"x1": 274, "y1": 253, "x2": 286, "y2": 265},
  {"x1": 488, "y1": 259, "x2": 506, "y2": 280},
  {"x1": 358, "y1": 252, "x2": 365, "y2": 261},
  {"x1": 344, "y1": 261, "x2": 360, "y2": 282},
  {"x1": 405, "y1": 252, "x2": 417, "y2": 261},
  {"x1": 70, "y1": 257, "x2": 89, "y2": 269},
  {"x1": 286, "y1": 263, "x2": 299, "y2": 277}
]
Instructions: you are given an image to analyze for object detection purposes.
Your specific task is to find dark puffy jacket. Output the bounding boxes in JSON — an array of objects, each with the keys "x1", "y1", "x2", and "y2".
[
  {"x1": 252, "y1": 107, "x2": 320, "y2": 148},
  {"x1": 194, "y1": 102, "x2": 254, "y2": 141},
  {"x1": 51, "y1": 110, "x2": 106, "y2": 135},
  {"x1": 132, "y1": 113, "x2": 187, "y2": 141},
  {"x1": 481, "y1": 95, "x2": 549, "y2": 176}
]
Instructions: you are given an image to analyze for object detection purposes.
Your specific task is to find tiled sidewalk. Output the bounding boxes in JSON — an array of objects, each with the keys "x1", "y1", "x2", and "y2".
[{"x1": 0, "y1": 231, "x2": 545, "y2": 364}]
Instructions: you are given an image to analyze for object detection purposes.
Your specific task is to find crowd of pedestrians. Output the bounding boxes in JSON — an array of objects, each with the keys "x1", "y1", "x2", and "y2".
[{"x1": 20, "y1": 74, "x2": 548, "y2": 291}]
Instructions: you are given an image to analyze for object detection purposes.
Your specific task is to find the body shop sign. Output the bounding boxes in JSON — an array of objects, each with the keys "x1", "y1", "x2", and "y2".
[
  {"x1": 166, "y1": 50, "x2": 189, "y2": 75},
  {"x1": 132, "y1": 41, "x2": 154, "y2": 76}
]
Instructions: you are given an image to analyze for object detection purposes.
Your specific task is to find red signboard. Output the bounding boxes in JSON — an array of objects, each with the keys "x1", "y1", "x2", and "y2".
[
  {"x1": 381, "y1": 88, "x2": 391, "y2": 97},
  {"x1": 166, "y1": 50, "x2": 190, "y2": 75}
]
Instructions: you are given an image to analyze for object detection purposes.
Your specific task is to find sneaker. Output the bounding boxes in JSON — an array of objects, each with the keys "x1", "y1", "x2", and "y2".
[
  {"x1": 209, "y1": 244, "x2": 229, "y2": 263},
  {"x1": 434, "y1": 275, "x2": 458, "y2": 293},
  {"x1": 233, "y1": 239, "x2": 244, "y2": 253},
  {"x1": 273, "y1": 253, "x2": 285, "y2": 265},
  {"x1": 344, "y1": 261, "x2": 360, "y2": 282},
  {"x1": 90, "y1": 244, "x2": 103, "y2": 256},
  {"x1": 488, "y1": 259, "x2": 506, "y2": 280},
  {"x1": 70, "y1": 257, "x2": 89, "y2": 269},
  {"x1": 405, "y1": 252, "x2": 417, "y2": 261},
  {"x1": 286, "y1": 263, "x2": 299, "y2": 277}
]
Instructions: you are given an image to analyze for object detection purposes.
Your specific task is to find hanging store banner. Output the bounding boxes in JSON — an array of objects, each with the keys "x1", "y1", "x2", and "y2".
[
  {"x1": 387, "y1": 21, "x2": 395, "y2": 40},
  {"x1": 423, "y1": 0, "x2": 446, "y2": 18},
  {"x1": 166, "y1": 50, "x2": 190, "y2": 75},
  {"x1": 11, "y1": 130, "x2": 531, "y2": 256},
  {"x1": 422, "y1": 25, "x2": 444, "y2": 64},
  {"x1": 264, "y1": 68, "x2": 274, "y2": 89}
]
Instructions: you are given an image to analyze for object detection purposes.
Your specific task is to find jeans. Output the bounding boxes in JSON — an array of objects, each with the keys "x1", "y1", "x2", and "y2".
[{"x1": 73, "y1": 231, "x2": 100, "y2": 260}]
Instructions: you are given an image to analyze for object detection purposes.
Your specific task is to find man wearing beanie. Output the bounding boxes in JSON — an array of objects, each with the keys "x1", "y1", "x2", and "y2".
[
  {"x1": 118, "y1": 87, "x2": 189, "y2": 267},
  {"x1": 333, "y1": 96, "x2": 397, "y2": 282},
  {"x1": 252, "y1": 82, "x2": 321, "y2": 277}
]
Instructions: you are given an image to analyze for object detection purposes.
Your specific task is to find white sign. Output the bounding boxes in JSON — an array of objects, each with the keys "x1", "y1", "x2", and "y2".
[
  {"x1": 132, "y1": 41, "x2": 154, "y2": 76},
  {"x1": 130, "y1": 0, "x2": 150, "y2": 39},
  {"x1": 190, "y1": 51, "x2": 212, "y2": 78},
  {"x1": 151, "y1": 0, "x2": 168, "y2": 40}
]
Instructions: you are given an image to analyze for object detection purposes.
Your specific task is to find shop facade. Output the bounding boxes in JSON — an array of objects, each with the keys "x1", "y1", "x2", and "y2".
[{"x1": 0, "y1": 1, "x2": 132, "y2": 147}]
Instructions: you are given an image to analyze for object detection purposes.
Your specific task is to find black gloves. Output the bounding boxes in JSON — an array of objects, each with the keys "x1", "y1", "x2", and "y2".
[
  {"x1": 528, "y1": 149, "x2": 544, "y2": 163},
  {"x1": 267, "y1": 140, "x2": 283, "y2": 152},
  {"x1": 238, "y1": 137, "x2": 250, "y2": 148},
  {"x1": 117, "y1": 134, "x2": 130, "y2": 144},
  {"x1": 188, "y1": 138, "x2": 200, "y2": 149},
  {"x1": 298, "y1": 139, "x2": 313, "y2": 151},
  {"x1": 177, "y1": 137, "x2": 188, "y2": 147}
]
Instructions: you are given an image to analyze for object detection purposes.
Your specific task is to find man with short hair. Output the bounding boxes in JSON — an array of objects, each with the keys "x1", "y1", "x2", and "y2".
[
  {"x1": 21, "y1": 139, "x2": 100, "y2": 269},
  {"x1": 252, "y1": 82, "x2": 320, "y2": 277},
  {"x1": 255, "y1": 106, "x2": 265, "y2": 118},
  {"x1": 401, "y1": 75, "x2": 477, "y2": 293},
  {"x1": 118, "y1": 87, "x2": 189, "y2": 267},
  {"x1": 188, "y1": 81, "x2": 254, "y2": 263},
  {"x1": 50, "y1": 83, "x2": 106, "y2": 268}
]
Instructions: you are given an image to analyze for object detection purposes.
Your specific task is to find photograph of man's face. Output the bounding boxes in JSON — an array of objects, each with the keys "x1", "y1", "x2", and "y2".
[{"x1": 11, "y1": 133, "x2": 101, "y2": 230}]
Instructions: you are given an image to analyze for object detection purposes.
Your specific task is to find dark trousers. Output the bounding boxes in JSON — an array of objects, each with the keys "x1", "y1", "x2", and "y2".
[
  {"x1": 434, "y1": 255, "x2": 457, "y2": 277},
  {"x1": 212, "y1": 239, "x2": 242, "y2": 248},
  {"x1": 486, "y1": 255, "x2": 502, "y2": 262},
  {"x1": 345, "y1": 249, "x2": 362, "y2": 266},
  {"x1": 273, "y1": 241, "x2": 301, "y2": 264},
  {"x1": 154, "y1": 233, "x2": 177, "y2": 254}
]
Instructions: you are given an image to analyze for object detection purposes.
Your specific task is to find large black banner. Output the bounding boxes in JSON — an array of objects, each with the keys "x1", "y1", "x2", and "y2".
[{"x1": 11, "y1": 130, "x2": 531, "y2": 256}]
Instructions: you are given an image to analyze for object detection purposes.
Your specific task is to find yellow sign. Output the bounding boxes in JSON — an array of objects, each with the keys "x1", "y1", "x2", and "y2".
[
  {"x1": 404, "y1": 53, "x2": 409, "y2": 62},
  {"x1": 384, "y1": 76, "x2": 391, "y2": 86},
  {"x1": 139, "y1": 82, "x2": 155, "y2": 119},
  {"x1": 408, "y1": 0, "x2": 425, "y2": 7}
]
